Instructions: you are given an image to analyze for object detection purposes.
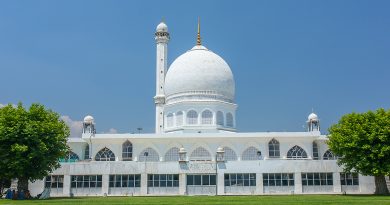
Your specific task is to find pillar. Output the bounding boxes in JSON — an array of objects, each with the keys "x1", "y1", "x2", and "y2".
[
  {"x1": 141, "y1": 173, "x2": 148, "y2": 195},
  {"x1": 256, "y1": 173, "x2": 263, "y2": 195},
  {"x1": 294, "y1": 172, "x2": 302, "y2": 194},
  {"x1": 63, "y1": 175, "x2": 71, "y2": 196},
  {"x1": 217, "y1": 172, "x2": 224, "y2": 195},
  {"x1": 179, "y1": 173, "x2": 186, "y2": 195},
  {"x1": 102, "y1": 174, "x2": 109, "y2": 196},
  {"x1": 333, "y1": 172, "x2": 341, "y2": 193}
]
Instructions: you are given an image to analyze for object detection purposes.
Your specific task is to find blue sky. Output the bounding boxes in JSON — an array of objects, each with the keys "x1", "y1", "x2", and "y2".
[{"x1": 0, "y1": 0, "x2": 389, "y2": 135}]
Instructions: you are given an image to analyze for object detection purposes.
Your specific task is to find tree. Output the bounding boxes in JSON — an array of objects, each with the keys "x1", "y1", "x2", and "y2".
[
  {"x1": 0, "y1": 103, "x2": 69, "y2": 193},
  {"x1": 328, "y1": 108, "x2": 390, "y2": 195},
  {"x1": 0, "y1": 178, "x2": 11, "y2": 197}
]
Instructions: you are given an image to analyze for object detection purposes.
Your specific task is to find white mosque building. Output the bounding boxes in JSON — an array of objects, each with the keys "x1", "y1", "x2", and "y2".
[{"x1": 29, "y1": 21, "x2": 375, "y2": 196}]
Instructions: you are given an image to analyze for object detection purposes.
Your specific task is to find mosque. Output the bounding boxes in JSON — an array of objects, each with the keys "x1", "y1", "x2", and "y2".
[{"x1": 29, "y1": 20, "x2": 375, "y2": 196}]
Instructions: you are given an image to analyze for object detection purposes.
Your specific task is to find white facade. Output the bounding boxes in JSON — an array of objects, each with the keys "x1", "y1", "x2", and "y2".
[{"x1": 29, "y1": 21, "x2": 375, "y2": 196}]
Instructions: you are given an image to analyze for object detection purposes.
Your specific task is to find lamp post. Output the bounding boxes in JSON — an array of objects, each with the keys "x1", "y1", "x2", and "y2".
[
  {"x1": 215, "y1": 147, "x2": 225, "y2": 196},
  {"x1": 178, "y1": 148, "x2": 187, "y2": 195},
  {"x1": 89, "y1": 125, "x2": 95, "y2": 160},
  {"x1": 257, "y1": 151, "x2": 262, "y2": 160},
  {"x1": 144, "y1": 152, "x2": 149, "y2": 163},
  {"x1": 143, "y1": 151, "x2": 149, "y2": 194}
]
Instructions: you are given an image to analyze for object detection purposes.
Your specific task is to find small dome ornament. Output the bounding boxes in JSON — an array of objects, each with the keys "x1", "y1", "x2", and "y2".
[
  {"x1": 156, "y1": 21, "x2": 168, "y2": 33},
  {"x1": 308, "y1": 113, "x2": 319, "y2": 122},
  {"x1": 307, "y1": 112, "x2": 320, "y2": 132},
  {"x1": 83, "y1": 115, "x2": 94, "y2": 125},
  {"x1": 155, "y1": 19, "x2": 170, "y2": 42}
]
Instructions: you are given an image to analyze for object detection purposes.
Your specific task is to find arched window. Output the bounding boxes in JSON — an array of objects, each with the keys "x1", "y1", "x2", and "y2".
[
  {"x1": 224, "y1": 147, "x2": 238, "y2": 161},
  {"x1": 84, "y1": 144, "x2": 90, "y2": 160},
  {"x1": 176, "y1": 111, "x2": 183, "y2": 126},
  {"x1": 226, "y1": 113, "x2": 234, "y2": 127},
  {"x1": 190, "y1": 147, "x2": 211, "y2": 161},
  {"x1": 216, "y1": 111, "x2": 224, "y2": 126},
  {"x1": 187, "y1": 110, "x2": 198, "y2": 125},
  {"x1": 64, "y1": 151, "x2": 79, "y2": 162},
  {"x1": 287, "y1": 145, "x2": 308, "y2": 159},
  {"x1": 323, "y1": 150, "x2": 338, "y2": 160},
  {"x1": 242, "y1": 147, "x2": 261, "y2": 160},
  {"x1": 268, "y1": 139, "x2": 280, "y2": 158},
  {"x1": 313, "y1": 142, "x2": 319, "y2": 160},
  {"x1": 164, "y1": 147, "x2": 180, "y2": 161},
  {"x1": 95, "y1": 147, "x2": 115, "y2": 161},
  {"x1": 138, "y1": 147, "x2": 159, "y2": 162},
  {"x1": 201, "y1": 110, "x2": 213, "y2": 124},
  {"x1": 122, "y1": 140, "x2": 133, "y2": 161},
  {"x1": 166, "y1": 113, "x2": 174, "y2": 127}
]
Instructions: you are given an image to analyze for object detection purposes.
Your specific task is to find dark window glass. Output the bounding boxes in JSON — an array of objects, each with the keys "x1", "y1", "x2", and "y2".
[
  {"x1": 187, "y1": 175, "x2": 193, "y2": 185},
  {"x1": 195, "y1": 175, "x2": 202, "y2": 185},
  {"x1": 202, "y1": 175, "x2": 209, "y2": 185},
  {"x1": 210, "y1": 175, "x2": 216, "y2": 185}
]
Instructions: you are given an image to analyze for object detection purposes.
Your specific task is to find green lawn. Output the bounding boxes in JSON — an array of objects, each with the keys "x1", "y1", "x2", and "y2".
[{"x1": 1, "y1": 195, "x2": 390, "y2": 205}]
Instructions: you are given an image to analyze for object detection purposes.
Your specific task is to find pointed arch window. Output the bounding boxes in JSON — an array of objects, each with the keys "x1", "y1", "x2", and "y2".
[
  {"x1": 176, "y1": 111, "x2": 183, "y2": 126},
  {"x1": 190, "y1": 147, "x2": 211, "y2": 161},
  {"x1": 187, "y1": 110, "x2": 198, "y2": 125},
  {"x1": 287, "y1": 145, "x2": 308, "y2": 159},
  {"x1": 122, "y1": 140, "x2": 133, "y2": 161},
  {"x1": 268, "y1": 139, "x2": 280, "y2": 158},
  {"x1": 164, "y1": 147, "x2": 180, "y2": 161},
  {"x1": 95, "y1": 147, "x2": 115, "y2": 161},
  {"x1": 226, "y1": 113, "x2": 234, "y2": 127},
  {"x1": 323, "y1": 150, "x2": 338, "y2": 160},
  {"x1": 223, "y1": 147, "x2": 238, "y2": 161},
  {"x1": 138, "y1": 147, "x2": 159, "y2": 162},
  {"x1": 201, "y1": 110, "x2": 213, "y2": 124},
  {"x1": 313, "y1": 142, "x2": 319, "y2": 160},
  {"x1": 64, "y1": 151, "x2": 79, "y2": 162},
  {"x1": 216, "y1": 111, "x2": 224, "y2": 126},
  {"x1": 242, "y1": 147, "x2": 262, "y2": 160},
  {"x1": 84, "y1": 144, "x2": 90, "y2": 160}
]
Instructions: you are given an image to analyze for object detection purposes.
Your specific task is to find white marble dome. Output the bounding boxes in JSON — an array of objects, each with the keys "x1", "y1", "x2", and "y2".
[
  {"x1": 156, "y1": 22, "x2": 168, "y2": 32},
  {"x1": 165, "y1": 45, "x2": 235, "y2": 101},
  {"x1": 308, "y1": 113, "x2": 318, "y2": 121},
  {"x1": 83, "y1": 115, "x2": 94, "y2": 124}
]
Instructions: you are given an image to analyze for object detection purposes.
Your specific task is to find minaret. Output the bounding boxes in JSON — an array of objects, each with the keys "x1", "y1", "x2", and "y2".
[
  {"x1": 307, "y1": 112, "x2": 320, "y2": 132},
  {"x1": 154, "y1": 20, "x2": 170, "y2": 133}
]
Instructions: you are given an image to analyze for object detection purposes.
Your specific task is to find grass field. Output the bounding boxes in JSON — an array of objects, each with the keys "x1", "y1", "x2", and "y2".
[{"x1": 1, "y1": 195, "x2": 390, "y2": 205}]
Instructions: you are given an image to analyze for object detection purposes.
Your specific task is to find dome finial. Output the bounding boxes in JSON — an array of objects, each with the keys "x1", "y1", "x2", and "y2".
[{"x1": 197, "y1": 17, "x2": 201, "y2": 45}]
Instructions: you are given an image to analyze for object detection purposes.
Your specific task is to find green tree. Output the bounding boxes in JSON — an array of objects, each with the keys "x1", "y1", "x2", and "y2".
[
  {"x1": 0, "y1": 178, "x2": 11, "y2": 197},
  {"x1": 328, "y1": 108, "x2": 390, "y2": 195},
  {"x1": 0, "y1": 103, "x2": 69, "y2": 193}
]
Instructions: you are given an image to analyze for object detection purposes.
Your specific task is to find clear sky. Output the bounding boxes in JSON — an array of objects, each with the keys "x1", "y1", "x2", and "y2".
[{"x1": 0, "y1": 0, "x2": 389, "y2": 136}]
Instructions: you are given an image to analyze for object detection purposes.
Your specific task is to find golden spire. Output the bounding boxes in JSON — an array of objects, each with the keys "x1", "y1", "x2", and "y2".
[{"x1": 197, "y1": 17, "x2": 201, "y2": 45}]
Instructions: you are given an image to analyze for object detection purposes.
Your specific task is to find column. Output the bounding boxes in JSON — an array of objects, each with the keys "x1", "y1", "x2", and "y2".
[
  {"x1": 102, "y1": 174, "x2": 109, "y2": 196},
  {"x1": 333, "y1": 172, "x2": 341, "y2": 193},
  {"x1": 255, "y1": 173, "x2": 263, "y2": 195},
  {"x1": 140, "y1": 173, "x2": 148, "y2": 195},
  {"x1": 294, "y1": 172, "x2": 302, "y2": 194},
  {"x1": 217, "y1": 172, "x2": 224, "y2": 195},
  {"x1": 63, "y1": 175, "x2": 71, "y2": 196},
  {"x1": 179, "y1": 173, "x2": 186, "y2": 195}
]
